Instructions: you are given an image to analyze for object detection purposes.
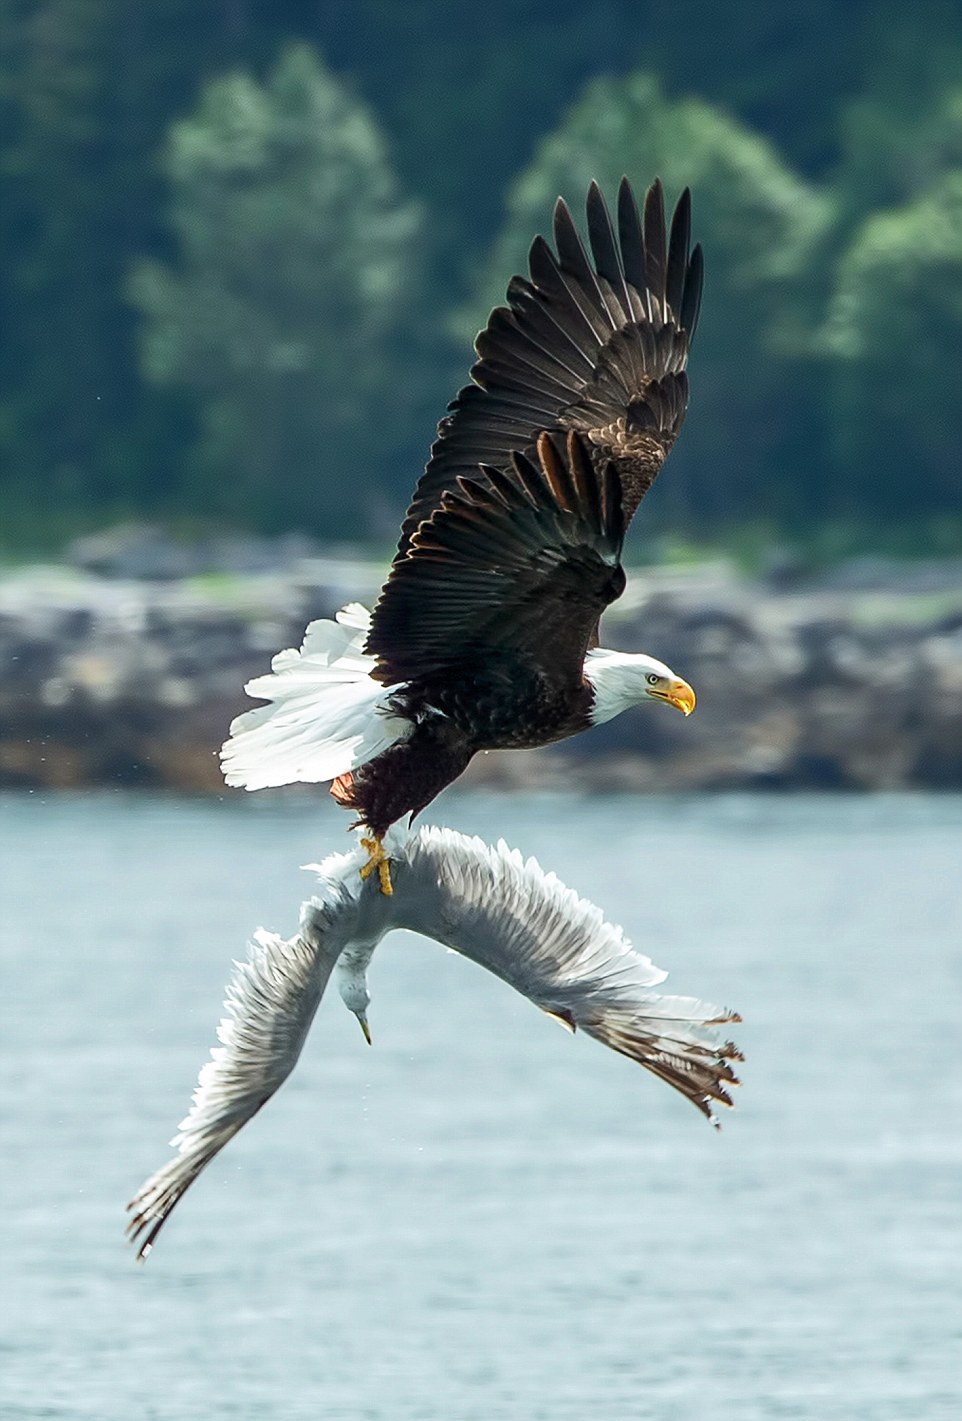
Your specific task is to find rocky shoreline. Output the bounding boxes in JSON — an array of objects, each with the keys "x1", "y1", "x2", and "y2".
[{"x1": 3, "y1": 547, "x2": 961, "y2": 793}]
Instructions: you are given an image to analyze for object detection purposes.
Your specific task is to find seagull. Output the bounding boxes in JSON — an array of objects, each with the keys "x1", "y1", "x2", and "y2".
[{"x1": 127, "y1": 824, "x2": 742, "y2": 1260}]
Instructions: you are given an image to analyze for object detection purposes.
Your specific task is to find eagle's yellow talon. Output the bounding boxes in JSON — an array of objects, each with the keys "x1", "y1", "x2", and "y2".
[{"x1": 359, "y1": 835, "x2": 394, "y2": 896}]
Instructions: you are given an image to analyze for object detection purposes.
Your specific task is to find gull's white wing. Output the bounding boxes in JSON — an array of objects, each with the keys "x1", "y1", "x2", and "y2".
[
  {"x1": 126, "y1": 857, "x2": 367, "y2": 1260},
  {"x1": 394, "y1": 827, "x2": 742, "y2": 1123}
]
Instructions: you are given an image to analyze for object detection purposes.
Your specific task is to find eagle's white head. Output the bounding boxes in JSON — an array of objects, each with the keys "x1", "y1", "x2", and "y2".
[{"x1": 584, "y1": 648, "x2": 696, "y2": 727}]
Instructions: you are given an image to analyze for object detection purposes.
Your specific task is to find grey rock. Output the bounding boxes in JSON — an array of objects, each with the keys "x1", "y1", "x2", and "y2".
[{"x1": 3, "y1": 558, "x2": 962, "y2": 792}]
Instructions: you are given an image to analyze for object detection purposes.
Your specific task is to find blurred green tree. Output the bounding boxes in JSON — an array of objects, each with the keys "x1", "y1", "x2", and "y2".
[
  {"x1": 833, "y1": 7, "x2": 962, "y2": 222},
  {"x1": 461, "y1": 72, "x2": 834, "y2": 533},
  {"x1": 129, "y1": 43, "x2": 424, "y2": 535},
  {"x1": 0, "y1": 0, "x2": 248, "y2": 536},
  {"x1": 4, "y1": 1, "x2": 962, "y2": 548},
  {"x1": 824, "y1": 172, "x2": 962, "y2": 519}
]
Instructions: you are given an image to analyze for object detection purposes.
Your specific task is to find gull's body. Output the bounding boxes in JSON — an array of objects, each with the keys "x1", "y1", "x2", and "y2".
[{"x1": 127, "y1": 825, "x2": 741, "y2": 1260}]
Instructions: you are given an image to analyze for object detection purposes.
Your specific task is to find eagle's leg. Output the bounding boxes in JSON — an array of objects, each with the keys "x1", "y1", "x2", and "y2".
[
  {"x1": 358, "y1": 832, "x2": 394, "y2": 896},
  {"x1": 332, "y1": 724, "x2": 474, "y2": 899},
  {"x1": 331, "y1": 776, "x2": 394, "y2": 897}
]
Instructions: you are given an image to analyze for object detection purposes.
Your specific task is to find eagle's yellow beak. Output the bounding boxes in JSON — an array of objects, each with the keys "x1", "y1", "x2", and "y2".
[{"x1": 649, "y1": 677, "x2": 696, "y2": 717}]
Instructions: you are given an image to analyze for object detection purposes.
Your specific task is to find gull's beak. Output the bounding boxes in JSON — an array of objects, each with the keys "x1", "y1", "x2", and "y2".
[
  {"x1": 649, "y1": 677, "x2": 696, "y2": 717},
  {"x1": 355, "y1": 1011, "x2": 372, "y2": 1046}
]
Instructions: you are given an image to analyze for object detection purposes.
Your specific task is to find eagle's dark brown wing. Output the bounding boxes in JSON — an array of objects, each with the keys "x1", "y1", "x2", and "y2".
[
  {"x1": 365, "y1": 431, "x2": 625, "y2": 686},
  {"x1": 392, "y1": 177, "x2": 702, "y2": 562}
]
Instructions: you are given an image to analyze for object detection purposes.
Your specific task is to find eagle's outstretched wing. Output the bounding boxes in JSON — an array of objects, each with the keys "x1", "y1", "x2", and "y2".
[
  {"x1": 393, "y1": 177, "x2": 702, "y2": 563},
  {"x1": 365, "y1": 430, "x2": 625, "y2": 685}
]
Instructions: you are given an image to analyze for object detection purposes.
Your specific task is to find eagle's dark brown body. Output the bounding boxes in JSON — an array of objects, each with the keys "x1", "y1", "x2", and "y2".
[{"x1": 334, "y1": 664, "x2": 594, "y2": 835}]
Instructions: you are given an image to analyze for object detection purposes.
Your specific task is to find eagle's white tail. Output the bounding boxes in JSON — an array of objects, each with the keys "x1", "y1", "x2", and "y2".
[{"x1": 220, "y1": 604, "x2": 409, "y2": 791}]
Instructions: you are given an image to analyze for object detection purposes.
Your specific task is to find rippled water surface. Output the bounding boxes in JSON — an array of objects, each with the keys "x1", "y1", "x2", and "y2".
[{"x1": 2, "y1": 790, "x2": 961, "y2": 1419}]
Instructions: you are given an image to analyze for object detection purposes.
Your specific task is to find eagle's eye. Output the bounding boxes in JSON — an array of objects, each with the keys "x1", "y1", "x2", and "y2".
[{"x1": 646, "y1": 673, "x2": 660, "y2": 686}]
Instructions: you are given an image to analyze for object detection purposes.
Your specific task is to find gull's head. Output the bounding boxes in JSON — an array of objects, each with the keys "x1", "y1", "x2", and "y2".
[
  {"x1": 584, "y1": 648, "x2": 696, "y2": 727},
  {"x1": 335, "y1": 961, "x2": 372, "y2": 1045}
]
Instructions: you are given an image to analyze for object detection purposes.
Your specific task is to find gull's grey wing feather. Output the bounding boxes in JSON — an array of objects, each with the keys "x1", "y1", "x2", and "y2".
[
  {"x1": 126, "y1": 858, "x2": 364, "y2": 1260},
  {"x1": 394, "y1": 827, "x2": 742, "y2": 1123}
]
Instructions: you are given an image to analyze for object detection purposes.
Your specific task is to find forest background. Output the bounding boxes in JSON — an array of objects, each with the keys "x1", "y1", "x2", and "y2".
[{"x1": 3, "y1": 0, "x2": 962, "y2": 562}]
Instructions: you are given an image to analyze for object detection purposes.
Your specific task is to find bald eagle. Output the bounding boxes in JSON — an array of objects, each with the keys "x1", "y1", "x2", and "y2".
[{"x1": 222, "y1": 179, "x2": 702, "y2": 891}]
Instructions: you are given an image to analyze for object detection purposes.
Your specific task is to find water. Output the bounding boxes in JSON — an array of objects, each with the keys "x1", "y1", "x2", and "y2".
[{"x1": 2, "y1": 789, "x2": 961, "y2": 1420}]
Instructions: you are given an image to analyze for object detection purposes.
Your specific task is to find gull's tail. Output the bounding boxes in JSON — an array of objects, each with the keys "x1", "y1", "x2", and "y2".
[{"x1": 220, "y1": 603, "x2": 409, "y2": 791}]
